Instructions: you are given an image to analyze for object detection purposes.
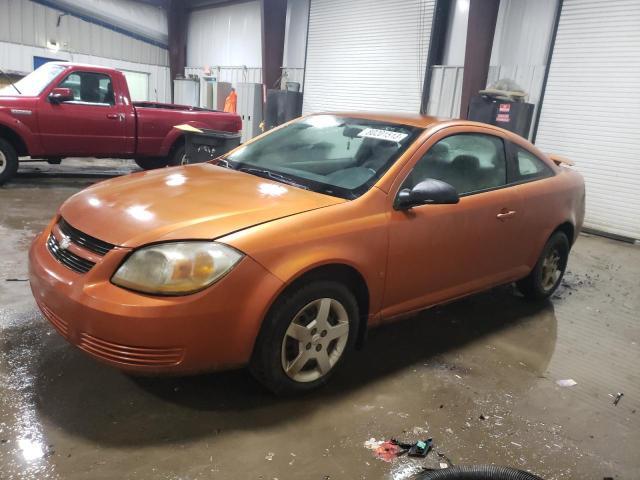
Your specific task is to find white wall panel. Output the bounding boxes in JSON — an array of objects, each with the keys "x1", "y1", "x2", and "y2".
[
  {"x1": 0, "y1": 41, "x2": 171, "y2": 103},
  {"x1": 187, "y1": 1, "x2": 262, "y2": 69},
  {"x1": 536, "y1": 0, "x2": 640, "y2": 240},
  {"x1": 303, "y1": 0, "x2": 435, "y2": 114},
  {"x1": 0, "y1": 0, "x2": 168, "y2": 67},
  {"x1": 283, "y1": 0, "x2": 309, "y2": 68},
  {"x1": 490, "y1": 0, "x2": 558, "y2": 66}
]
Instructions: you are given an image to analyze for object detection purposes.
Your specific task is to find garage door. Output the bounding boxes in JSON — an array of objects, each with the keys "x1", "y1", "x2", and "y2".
[
  {"x1": 303, "y1": 0, "x2": 435, "y2": 115},
  {"x1": 535, "y1": 0, "x2": 640, "y2": 241}
]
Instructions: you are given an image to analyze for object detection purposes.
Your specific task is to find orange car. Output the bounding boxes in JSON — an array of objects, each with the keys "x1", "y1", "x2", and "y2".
[{"x1": 29, "y1": 113, "x2": 585, "y2": 393}]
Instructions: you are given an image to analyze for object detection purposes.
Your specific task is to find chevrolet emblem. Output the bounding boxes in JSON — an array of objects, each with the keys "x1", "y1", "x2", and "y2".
[{"x1": 59, "y1": 235, "x2": 71, "y2": 250}]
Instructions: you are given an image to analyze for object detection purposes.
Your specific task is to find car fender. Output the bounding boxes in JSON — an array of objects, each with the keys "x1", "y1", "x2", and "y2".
[{"x1": 220, "y1": 191, "x2": 389, "y2": 325}]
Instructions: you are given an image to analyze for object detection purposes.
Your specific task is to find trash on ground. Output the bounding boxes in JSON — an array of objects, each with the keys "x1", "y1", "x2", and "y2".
[
  {"x1": 365, "y1": 436, "x2": 434, "y2": 462},
  {"x1": 556, "y1": 379, "x2": 577, "y2": 387},
  {"x1": 611, "y1": 392, "x2": 624, "y2": 406}
]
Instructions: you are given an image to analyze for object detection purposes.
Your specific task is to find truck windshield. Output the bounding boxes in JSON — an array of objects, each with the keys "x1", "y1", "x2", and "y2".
[
  {"x1": 223, "y1": 115, "x2": 420, "y2": 199},
  {"x1": 0, "y1": 63, "x2": 67, "y2": 97}
]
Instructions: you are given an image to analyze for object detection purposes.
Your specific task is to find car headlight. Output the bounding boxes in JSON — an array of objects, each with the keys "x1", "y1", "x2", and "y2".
[{"x1": 112, "y1": 242, "x2": 244, "y2": 295}]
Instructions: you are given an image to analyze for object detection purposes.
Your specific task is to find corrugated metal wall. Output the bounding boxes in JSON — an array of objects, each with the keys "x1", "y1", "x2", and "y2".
[
  {"x1": 302, "y1": 0, "x2": 435, "y2": 114},
  {"x1": 535, "y1": 0, "x2": 640, "y2": 240},
  {"x1": 0, "y1": 0, "x2": 168, "y2": 66},
  {"x1": 0, "y1": 0, "x2": 170, "y2": 102}
]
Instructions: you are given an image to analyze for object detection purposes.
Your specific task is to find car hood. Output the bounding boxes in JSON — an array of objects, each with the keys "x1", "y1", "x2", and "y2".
[{"x1": 60, "y1": 164, "x2": 345, "y2": 247}]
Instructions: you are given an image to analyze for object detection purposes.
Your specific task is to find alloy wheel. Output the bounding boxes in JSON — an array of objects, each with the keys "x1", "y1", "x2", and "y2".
[
  {"x1": 0, "y1": 150, "x2": 6, "y2": 174},
  {"x1": 541, "y1": 248, "x2": 562, "y2": 291},
  {"x1": 280, "y1": 298, "x2": 350, "y2": 383}
]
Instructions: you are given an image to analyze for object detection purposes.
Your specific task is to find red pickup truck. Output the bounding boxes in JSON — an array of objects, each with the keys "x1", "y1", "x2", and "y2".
[{"x1": 0, "y1": 62, "x2": 242, "y2": 185}]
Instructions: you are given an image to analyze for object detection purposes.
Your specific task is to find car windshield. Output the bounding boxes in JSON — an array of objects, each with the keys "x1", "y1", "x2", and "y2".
[
  {"x1": 0, "y1": 63, "x2": 67, "y2": 96},
  {"x1": 222, "y1": 115, "x2": 421, "y2": 199}
]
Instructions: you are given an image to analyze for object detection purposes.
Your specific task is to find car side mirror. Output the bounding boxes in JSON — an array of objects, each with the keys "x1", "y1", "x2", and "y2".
[
  {"x1": 49, "y1": 88, "x2": 74, "y2": 104},
  {"x1": 395, "y1": 178, "x2": 460, "y2": 210}
]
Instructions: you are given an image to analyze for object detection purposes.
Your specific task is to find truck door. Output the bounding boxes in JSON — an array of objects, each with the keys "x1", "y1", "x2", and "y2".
[{"x1": 38, "y1": 70, "x2": 129, "y2": 156}]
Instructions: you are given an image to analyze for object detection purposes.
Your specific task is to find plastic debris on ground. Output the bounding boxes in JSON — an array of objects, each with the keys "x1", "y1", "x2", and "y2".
[
  {"x1": 611, "y1": 392, "x2": 624, "y2": 406},
  {"x1": 556, "y1": 378, "x2": 577, "y2": 387}
]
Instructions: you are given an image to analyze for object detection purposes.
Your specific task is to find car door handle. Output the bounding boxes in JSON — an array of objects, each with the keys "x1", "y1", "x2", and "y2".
[
  {"x1": 106, "y1": 113, "x2": 123, "y2": 121},
  {"x1": 496, "y1": 210, "x2": 517, "y2": 220}
]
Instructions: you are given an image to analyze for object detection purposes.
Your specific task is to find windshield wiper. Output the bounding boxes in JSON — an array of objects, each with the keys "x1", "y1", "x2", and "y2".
[
  {"x1": 239, "y1": 167, "x2": 310, "y2": 190},
  {"x1": 0, "y1": 69, "x2": 21, "y2": 95},
  {"x1": 212, "y1": 157, "x2": 234, "y2": 169}
]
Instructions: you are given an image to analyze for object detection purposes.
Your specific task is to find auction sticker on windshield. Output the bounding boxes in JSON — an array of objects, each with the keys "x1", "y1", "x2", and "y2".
[{"x1": 357, "y1": 128, "x2": 408, "y2": 143}]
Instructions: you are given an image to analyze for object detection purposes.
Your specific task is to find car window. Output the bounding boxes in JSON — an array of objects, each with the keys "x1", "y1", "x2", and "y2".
[
  {"x1": 58, "y1": 72, "x2": 115, "y2": 105},
  {"x1": 514, "y1": 147, "x2": 553, "y2": 182},
  {"x1": 403, "y1": 133, "x2": 507, "y2": 195}
]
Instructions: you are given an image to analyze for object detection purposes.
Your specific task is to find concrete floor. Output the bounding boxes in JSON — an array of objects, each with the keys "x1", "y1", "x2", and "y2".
[{"x1": 1, "y1": 160, "x2": 639, "y2": 480}]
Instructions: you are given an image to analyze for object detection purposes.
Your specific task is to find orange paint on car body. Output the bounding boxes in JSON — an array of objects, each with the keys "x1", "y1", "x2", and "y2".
[{"x1": 29, "y1": 113, "x2": 585, "y2": 375}]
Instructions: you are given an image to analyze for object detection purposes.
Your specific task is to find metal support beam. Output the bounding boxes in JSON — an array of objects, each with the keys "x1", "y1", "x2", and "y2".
[
  {"x1": 260, "y1": 0, "x2": 288, "y2": 90},
  {"x1": 168, "y1": 0, "x2": 187, "y2": 101},
  {"x1": 421, "y1": 0, "x2": 453, "y2": 114},
  {"x1": 459, "y1": 0, "x2": 500, "y2": 119}
]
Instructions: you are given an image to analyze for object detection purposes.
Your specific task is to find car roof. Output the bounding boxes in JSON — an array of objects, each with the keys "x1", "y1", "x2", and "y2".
[{"x1": 317, "y1": 111, "x2": 447, "y2": 128}]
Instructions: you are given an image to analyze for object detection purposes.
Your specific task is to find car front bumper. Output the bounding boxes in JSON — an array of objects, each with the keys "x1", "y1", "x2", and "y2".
[{"x1": 28, "y1": 224, "x2": 283, "y2": 374}]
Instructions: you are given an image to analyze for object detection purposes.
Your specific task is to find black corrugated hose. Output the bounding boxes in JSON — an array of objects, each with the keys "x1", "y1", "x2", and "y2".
[{"x1": 418, "y1": 464, "x2": 544, "y2": 479}]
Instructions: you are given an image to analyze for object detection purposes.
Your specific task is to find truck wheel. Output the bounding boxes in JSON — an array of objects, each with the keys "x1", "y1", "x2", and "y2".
[
  {"x1": 0, "y1": 138, "x2": 19, "y2": 186},
  {"x1": 134, "y1": 157, "x2": 169, "y2": 170},
  {"x1": 250, "y1": 281, "x2": 358, "y2": 395},
  {"x1": 167, "y1": 144, "x2": 189, "y2": 167}
]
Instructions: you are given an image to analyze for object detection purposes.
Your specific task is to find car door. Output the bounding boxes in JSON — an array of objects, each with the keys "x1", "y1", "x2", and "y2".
[
  {"x1": 38, "y1": 70, "x2": 128, "y2": 156},
  {"x1": 382, "y1": 127, "x2": 526, "y2": 319}
]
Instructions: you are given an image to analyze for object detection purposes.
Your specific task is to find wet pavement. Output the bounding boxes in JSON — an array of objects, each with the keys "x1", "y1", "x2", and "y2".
[{"x1": 1, "y1": 160, "x2": 639, "y2": 479}]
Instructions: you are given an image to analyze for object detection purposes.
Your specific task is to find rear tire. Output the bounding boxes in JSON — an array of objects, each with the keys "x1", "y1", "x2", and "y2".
[
  {"x1": 517, "y1": 231, "x2": 570, "y2": 301},
  {"x1": 134, "y1": 157, "x2": 169, "y2": 170},
  {"x1": 250, "y1": 281, "x2": 358, "y2": 395},
  {"x1": 167, "y1": 144, "x2": 189, "y2": 167},
  {"x1": 0, "y1": 138, "x2": 19, "y2": 186}
]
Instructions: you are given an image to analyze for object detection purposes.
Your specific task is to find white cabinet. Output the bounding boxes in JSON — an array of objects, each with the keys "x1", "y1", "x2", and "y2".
[{"x1": 237, "y1": 83, "x2": 263, "y2": 142}]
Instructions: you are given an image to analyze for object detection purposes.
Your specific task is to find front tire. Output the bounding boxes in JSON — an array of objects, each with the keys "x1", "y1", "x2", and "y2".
[
  {"x1": 517, "y1": 231, "x2": 570, "y2": 301},
  {"x1": 0, "y1": 138, "x2": 19, "y2": 186},
  {"x1": 250, "y1": 281, "x2": 358, "y2": 395}
]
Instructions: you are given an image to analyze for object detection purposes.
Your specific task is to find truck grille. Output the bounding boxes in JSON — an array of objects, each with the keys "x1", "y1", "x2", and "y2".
[
  {"x1": 47, "y1": 234, "x2": 95, "y2": 274},
  {"x1": 58, "y1": 218, "x2": 115, "y2": 256}
]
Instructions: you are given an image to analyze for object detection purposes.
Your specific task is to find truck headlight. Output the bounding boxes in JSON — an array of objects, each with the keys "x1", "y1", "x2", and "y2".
[{"x1": 112, "y1": 242, "x2": 243, "y2": 295}]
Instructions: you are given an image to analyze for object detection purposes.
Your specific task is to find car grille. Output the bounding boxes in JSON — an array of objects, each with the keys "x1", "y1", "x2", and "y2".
[
  {"x1": 46, "y1": 218, "x2": 115, "y2": 274},
  {"x1": 58, "y1": 218, "x2": 115, "y2": 256},
  {"x1": 47, "y1": 234, "x2": 95, "y2": 274},
  {"x1": 78, "y1": 332, "x2": 185, "y2": 367}
]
